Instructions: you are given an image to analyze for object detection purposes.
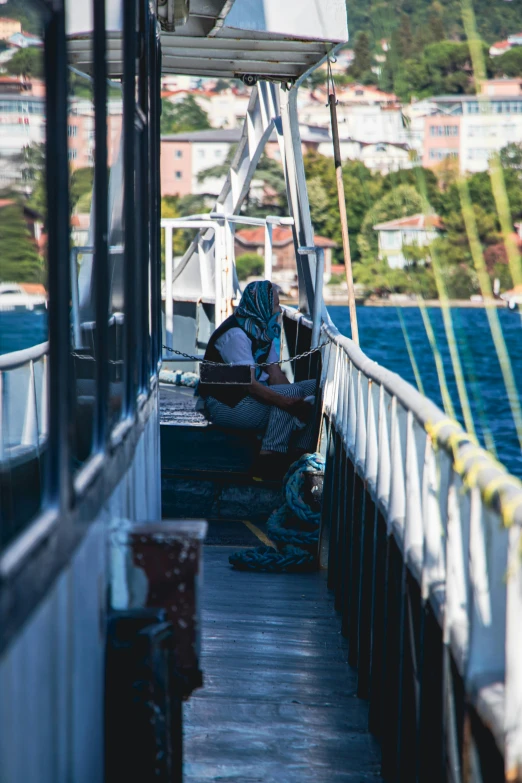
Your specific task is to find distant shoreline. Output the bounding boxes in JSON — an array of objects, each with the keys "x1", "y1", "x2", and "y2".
[{"x1": 281, "y1": 296, "x2": 508, "y2": 309}]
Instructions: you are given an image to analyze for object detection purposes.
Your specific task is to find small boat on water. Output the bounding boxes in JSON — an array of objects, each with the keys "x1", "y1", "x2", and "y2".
[
  {"x1": 0, "y1": 283, "x2": 47, "y2": 312},
  {"x1": 501, "y1": 284, "x2": 522, "y2": 310}
]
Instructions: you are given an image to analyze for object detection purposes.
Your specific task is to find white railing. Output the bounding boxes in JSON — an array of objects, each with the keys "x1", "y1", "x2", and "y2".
[
  {"x1": 161, "y1": 213, "x2": 294, "y2": 353},
  {"x1": 0, "y1": 342, "x2": 49, "y2": 462},
  {"x1": 287, "y1": 307, "x2": 522, "y2": 778}
]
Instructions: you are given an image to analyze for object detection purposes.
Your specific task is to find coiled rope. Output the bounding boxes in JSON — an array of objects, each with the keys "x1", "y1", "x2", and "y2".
[{"x1": 229, "y1": 452, "x2": 325, "y2": 573}]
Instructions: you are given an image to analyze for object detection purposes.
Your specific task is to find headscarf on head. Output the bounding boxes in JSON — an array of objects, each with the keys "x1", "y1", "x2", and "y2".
[{"x1": 235, "y1": 280, "x2": 281, "y2": 380}]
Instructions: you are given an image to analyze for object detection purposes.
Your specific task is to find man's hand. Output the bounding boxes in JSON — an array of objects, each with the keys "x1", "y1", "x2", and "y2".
[{"x1": 284, "y1": 397, "x2": 313, "y2": 422}]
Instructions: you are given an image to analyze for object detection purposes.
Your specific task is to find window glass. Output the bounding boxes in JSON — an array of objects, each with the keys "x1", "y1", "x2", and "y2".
[
  {"x1": 0, "y1": 1, "x2": 50, "y2": 550},
  {"x1": 68, "y1": 44, "x2": 98, "y2": 468},
  {"x1": 66, "y1": 0, "x2": 125, "y2": 453},
  {"x1": 106, "y1": 79, "x2": 125, "y2": 426}
]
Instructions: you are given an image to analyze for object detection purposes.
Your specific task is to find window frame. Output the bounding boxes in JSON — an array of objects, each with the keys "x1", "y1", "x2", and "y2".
[{"x1": 0, "y1": 0, "x2": 162, "y2": 656}]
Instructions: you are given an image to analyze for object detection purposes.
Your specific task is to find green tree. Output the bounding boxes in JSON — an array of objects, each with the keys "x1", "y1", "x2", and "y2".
[
  {"x1": 308, "y1": 176, "x2": 331, "y2": 231},
  {"x1": 394, "y1": 15, "x2": 415, "y2": 60},
  {"x1": 358, "y1": 184, "x2": 424, "y2": 257},
  {"x1": 390, "y1": 40, "x2": 493, "y2": 100},
  {"x1": 161, "y1": 95, "x2": 211, "y2": 135},
  {"x1": 348, "y1": 32, "x2": 375, "y2": 83},
  {"x1": 427, "y1": 11, "x2": 445, "y2": 44},
  {"x1": 500, "y1": 142, "x2": 522, "y2": 174},
  {"x1": 492, "y1": 47, "x2": 522, "y2": 78},
  {"x1": 5, "y1": 47, "x2": 43, "y2": 78},
  {"x1": 303, "y1": 151, "x2": 384, "y2": 261},
  {"x1": 235, "y1": 253, "x2": 264, "y2": 280},
  {"x1": 345, "y1": 0, "x2": 522, "y2": 48},
  {"x1": 70, "y1": 167, "x2": 94, "y2": 210},
  {"x1": 0, "y1": 203, "x2": 43, "y2": 282}
]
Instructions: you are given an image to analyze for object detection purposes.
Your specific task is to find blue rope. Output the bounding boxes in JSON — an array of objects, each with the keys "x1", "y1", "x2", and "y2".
[{"x1": 229, "y1": 452, "x2": 325, "y2": 573}]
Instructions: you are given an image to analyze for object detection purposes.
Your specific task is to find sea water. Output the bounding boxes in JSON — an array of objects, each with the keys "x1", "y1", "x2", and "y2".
[
  {"x1": 2, "y1": 307, "x2": 522, "y2": 476},
  {"x1": 330, "y1": 306, "x2": 522, "y2": 477},
  {"x1": 0, "y1": 311, "x2": 48, "y2": 355}
]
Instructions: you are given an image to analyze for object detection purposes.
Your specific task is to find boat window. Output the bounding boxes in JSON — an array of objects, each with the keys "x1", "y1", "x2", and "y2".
[
  {"x1": 107, "y1": 74, "x2": 125, "y2": 426},
  {"x1": 0, "y1": 1, "x2": 50, "y2": 552},
  {"x1": 68, "y1": 40, "x2": 99, "y2": 469}
]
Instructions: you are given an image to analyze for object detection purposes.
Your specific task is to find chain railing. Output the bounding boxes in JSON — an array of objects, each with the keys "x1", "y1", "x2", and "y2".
[
  {"x1": 161, "y1": 341, "x2": 328, "y2": 369},
  {"x1": 284, "y1": 307, "x2": 522, "y2": 782}
]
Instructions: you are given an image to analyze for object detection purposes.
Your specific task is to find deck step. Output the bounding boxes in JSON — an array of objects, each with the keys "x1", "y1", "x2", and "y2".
[
  {"x1": 160, "y1": 386, "x2": 283, "y2": 521},
  {"x1": 161, "y1": 423, "x2": 282, "y2": 522}
]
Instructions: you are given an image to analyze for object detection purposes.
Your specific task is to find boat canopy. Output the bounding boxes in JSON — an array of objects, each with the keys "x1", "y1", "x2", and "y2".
[{"x1": 67, "y1": 0, "x2": 348, "y2": 80}]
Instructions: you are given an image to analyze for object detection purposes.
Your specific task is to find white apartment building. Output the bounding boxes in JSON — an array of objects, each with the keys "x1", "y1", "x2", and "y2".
[
  {"x1": 299, "y1": 99, "x2": 406, "y2": 145},
  {"x1": 162, "y1": 87, "x2": 250, "y2": 129},
  {"x1": 0, "y1": 94, "x2": 45, "y2": 187},
  {"x1": 461, "y1": 112, "x2": 522, "y2": 172},
  {"x1": 418, "y1": 94, "x2": 522, "y2": 173},
  {"x1": 201, "y1": 89, "x2": 250, "y2": 129},
  {"x1": 317, "y1": 138, "x2": 412, "y2": 174}
]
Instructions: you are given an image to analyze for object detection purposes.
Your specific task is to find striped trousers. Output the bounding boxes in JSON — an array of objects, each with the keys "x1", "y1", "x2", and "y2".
[{"x1": 205, "y1": 379, "x2": 317, "y2": 454}]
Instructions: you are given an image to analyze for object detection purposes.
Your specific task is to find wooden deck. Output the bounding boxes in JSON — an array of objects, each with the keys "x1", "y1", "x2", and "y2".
[{"x1": 183, "y1": 521, "x2": 382, "y2": 782}]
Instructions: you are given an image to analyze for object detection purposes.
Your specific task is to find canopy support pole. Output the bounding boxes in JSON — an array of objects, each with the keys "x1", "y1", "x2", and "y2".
[{"x1": 328, "y1": 93, "x2": 359, "y2": 345}]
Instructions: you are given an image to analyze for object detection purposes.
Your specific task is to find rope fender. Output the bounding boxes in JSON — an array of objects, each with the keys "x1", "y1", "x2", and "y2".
[{"x1": 229, "y1": 453, "x2": 325, "y2": 573}]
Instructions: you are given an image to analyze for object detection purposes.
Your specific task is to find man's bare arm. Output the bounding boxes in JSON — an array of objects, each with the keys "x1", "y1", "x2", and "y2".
[
  {"x1": 249, "y1": 375, "x2": 311, "y2": 421},
  {"x1": 266, "y1": 364, "x2": 290, "y2": 385}
]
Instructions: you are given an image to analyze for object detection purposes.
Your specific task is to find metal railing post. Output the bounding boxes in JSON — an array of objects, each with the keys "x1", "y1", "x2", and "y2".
[
  {"x1": 21, "y1": 361, "x2": 39, "y2": 449},
  {"x1": 264, "y1": 221, "x2": 273, "y2": 281},
  {"x1": 214, "y1": 221, "x2": 224, "y2": 327},
  {"x1": 70, "y1": 247, "x2": 83, "y2": 349},
  {"x1": 312, "y1": 248, "x2": 325, "y2": 349},
  {"x1": 165, "y1": 224, "x2": 173, "y2": 349},
  {"x1": 298, "y1": 245, "x2": 324, "y2": 349}
]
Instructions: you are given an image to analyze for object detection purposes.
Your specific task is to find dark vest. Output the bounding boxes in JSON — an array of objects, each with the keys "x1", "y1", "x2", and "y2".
[{"x1": 198, "y1": 315, "x2": 256, "y2": 408}]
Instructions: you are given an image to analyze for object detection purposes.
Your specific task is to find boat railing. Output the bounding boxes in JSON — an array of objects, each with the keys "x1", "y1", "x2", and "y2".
[
  {"x1": 70, "y1": 244, "x2": 125, "y2": 348},
  {"x1": 283, "y1": 306, "x2": 522, "y2": 780},
  {"x1": 161, "y1": 213, "x2": 294, "y2": 357},
  {"x1": 0, "y1": 341, "x2": 49, "y2": 464}
]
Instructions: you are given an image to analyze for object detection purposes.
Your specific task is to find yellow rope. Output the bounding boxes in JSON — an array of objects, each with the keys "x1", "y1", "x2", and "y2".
[
  {"x1": 483, "y1": 474, "x2": 522, "y2": 505},
  {"x1": 425, "y1": 417, "x2": 461, "y2": 444},
  {"x1": 500, "y1": 496, "x2": 522, "y2": 529}
]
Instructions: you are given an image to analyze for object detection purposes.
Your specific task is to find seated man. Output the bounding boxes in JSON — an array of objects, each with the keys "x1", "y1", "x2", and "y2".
[{"x1": 198, "y1": 280, "x2": 316, "y2": 478}]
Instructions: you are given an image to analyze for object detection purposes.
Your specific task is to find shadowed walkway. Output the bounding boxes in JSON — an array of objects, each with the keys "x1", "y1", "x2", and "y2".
[{"x1": 183, "y1": 523, "x2": 381, "y2": 782}]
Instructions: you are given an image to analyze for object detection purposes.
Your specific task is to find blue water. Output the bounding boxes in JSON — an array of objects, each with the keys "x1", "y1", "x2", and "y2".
[
  {"x1": 0, "y1": 311, "x2": 47, "y2": 355},
  {"x1": 329, "y1": 306, "x2": 522, "y2": 477},
  {"x1": 2, "y1": 307, "x2": 522, "y2": 476}
]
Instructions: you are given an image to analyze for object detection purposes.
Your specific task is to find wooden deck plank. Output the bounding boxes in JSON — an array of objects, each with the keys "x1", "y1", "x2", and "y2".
[{"x1": 183, "y1": 541, "x2": 381, "y2": 782}]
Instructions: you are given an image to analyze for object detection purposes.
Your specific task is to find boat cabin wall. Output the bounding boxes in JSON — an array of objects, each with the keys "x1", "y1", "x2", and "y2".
[{"x1": 0, "y1": 1, "x2": 163, "y2": 780}]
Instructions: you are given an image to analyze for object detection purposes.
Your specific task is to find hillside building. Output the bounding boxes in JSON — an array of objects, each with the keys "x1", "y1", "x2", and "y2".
[
  {"x1": 0, "y1": 16, "x2": 21, "y2": 40},
  {"x1": 374, "y1": 214, "x2": 443, "y2": 269}
]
